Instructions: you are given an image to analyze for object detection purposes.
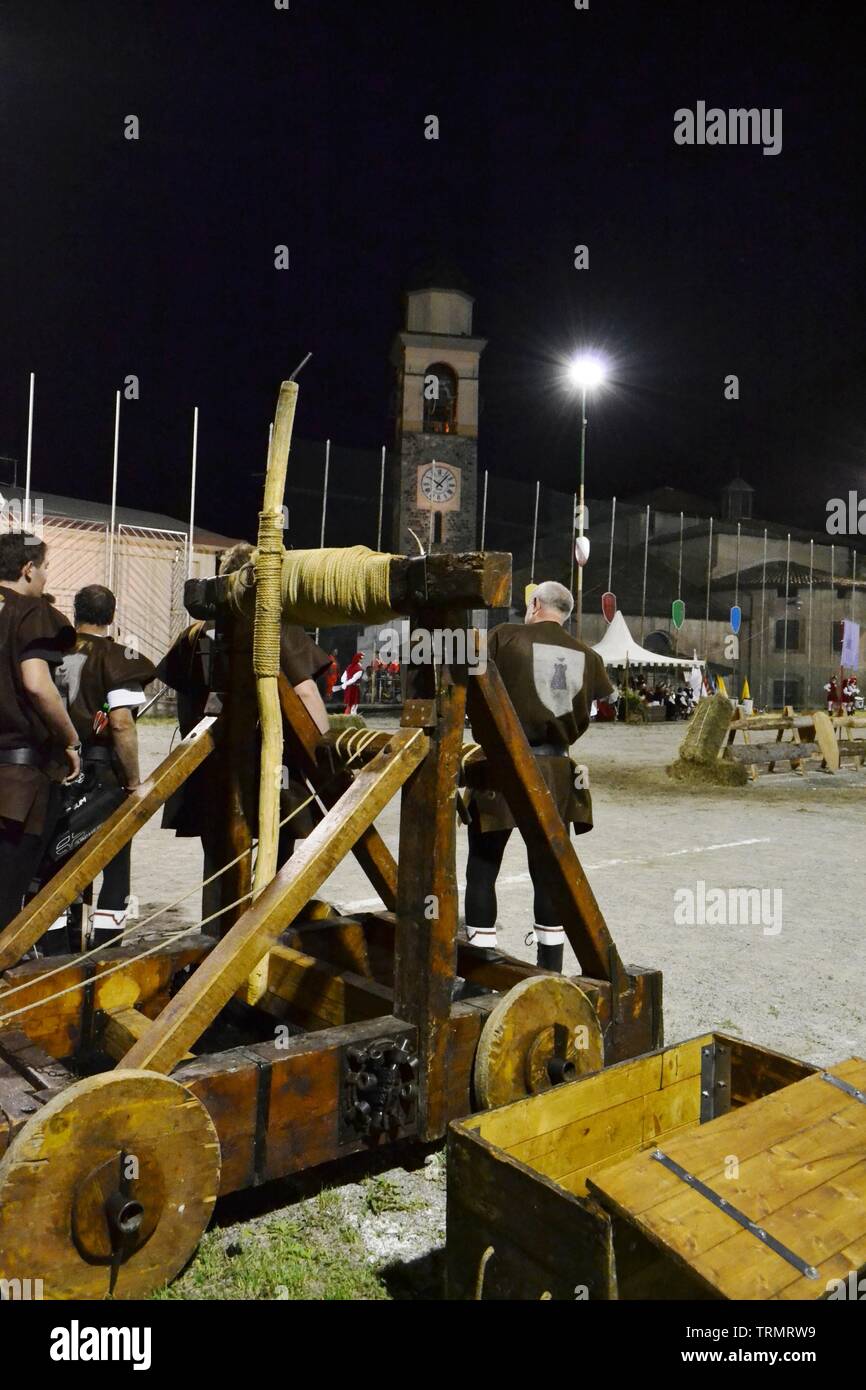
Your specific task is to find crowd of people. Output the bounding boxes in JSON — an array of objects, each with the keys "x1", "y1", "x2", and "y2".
[{"x1": 825, "y1": 674, "x2": 862, "y2": 715}]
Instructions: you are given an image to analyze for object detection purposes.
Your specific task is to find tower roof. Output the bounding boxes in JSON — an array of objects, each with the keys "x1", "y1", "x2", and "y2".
[{"x1": 405, "y1": 257, "x2": 473, "y2": 297}]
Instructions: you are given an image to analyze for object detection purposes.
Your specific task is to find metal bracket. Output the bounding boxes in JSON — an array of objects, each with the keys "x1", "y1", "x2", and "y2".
[
  {"x1": 651, "y1": 1149, "x2": 819, "y2": 1281},
  {"x1": 339, "y1": 1031, "x2": 419, "y2": 1145},
  {"x1": 700, "y1": 1039, "x2": 732, "y2": 1122}
]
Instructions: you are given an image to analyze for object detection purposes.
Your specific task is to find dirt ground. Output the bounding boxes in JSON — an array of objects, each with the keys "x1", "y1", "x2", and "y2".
[{"x1": 129, "y1": 713, "x2": 865, "y2": 1297}]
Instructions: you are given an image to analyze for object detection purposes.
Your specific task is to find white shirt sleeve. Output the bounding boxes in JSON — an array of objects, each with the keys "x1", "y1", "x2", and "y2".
[{"x1": 106, "y1": 682, "x2": 146, "y2": 711}]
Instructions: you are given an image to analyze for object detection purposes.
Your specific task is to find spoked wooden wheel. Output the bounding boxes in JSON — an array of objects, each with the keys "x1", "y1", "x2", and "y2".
[
  {"x1": 0, "y1": 1069, "x2": 220, "y2": 1299},
  {"x1": 474, "y1": 976, "x2": 604, "y2": 1109}
]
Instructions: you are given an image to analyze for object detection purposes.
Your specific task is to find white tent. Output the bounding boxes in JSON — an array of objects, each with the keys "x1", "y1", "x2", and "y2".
[{"x1": 592, "y1": 611, "x2": 704, "y2": 669}]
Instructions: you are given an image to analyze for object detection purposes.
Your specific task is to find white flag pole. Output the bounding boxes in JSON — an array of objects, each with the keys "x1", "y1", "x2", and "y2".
[
  {"x1": 24, "y1": 373, "x2": 35, "y2": 521},
  {"x1": 376, "y1": 445, "x2": 385, "y2": 551},
  {"x1": 187, "y1": 406, "x2": 199, "y2": 580},
  {"x1": 108, "y1": 391, "x2": 121, "y2": 589},
  {"x1": 315, "y1": 439, "x2": 330, "y2": 645}
]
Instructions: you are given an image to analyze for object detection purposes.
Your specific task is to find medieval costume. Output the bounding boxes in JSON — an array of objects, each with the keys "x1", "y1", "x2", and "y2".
[
  {"x1": 463, "y1": 620, "x2": 613, "y2": 970},
  {"x1": 0, "y1": 589, "x2": 75, "y2": 930},
  {"x1": 340, "y1": 652, "x2": 364, "y2": 714}
]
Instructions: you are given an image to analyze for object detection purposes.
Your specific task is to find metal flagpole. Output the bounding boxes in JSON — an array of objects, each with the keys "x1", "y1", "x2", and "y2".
[
  {"x1": 24, "y1": 373, "x2": 35, "y2": 523},
  {"x1": 376, "y1": 446, "x2": 385, "y2": 551},
  {"x1": 830, "y1": 544, "x2": 835, "y2": 667},
  {"x1": 852, "y1": 548, "x2": 857, "y2": 622},
  {"x1": 759, "y1": 528, "x2": 768, "y2": 707},
  {"x1": 807, "y1": 538, "x2": 814, "y2": 706},
  {"x1": 187, "y1": 406, "x2": 199, "y2": 580},
  {"x1": 568, "y1": 490, "x2": 577, "y2": 618},
  {"x1": 608, "y1": 495, "x2": 617, "y2": 594},
  {"x1": 703, "y1": 516, "x2": 713, "y2": 657},
  {"x1": 640, "y1": 505, "x2": 650, "y2": 642},
  {"x1": 677, "y1": 509, "x2": 684, "y2": 599},
  {"x1": 530, "y1": 480, "x2": 540, "y2": 583},
  {"x1": 314, "y1": 439, "x2": 330, "y2": 646},
  {"x1": 734, "y1": 521, "x2": 741, "y2": 698},
  {"x1": 108, "y1": 391, "x2": 121, "y2": 589},
  {"x1": 781, "y1": 534, "x2": 791, "y2": 707},
  {"x1": 480, "y1": 469, "x2": 489, "y2": 550}
]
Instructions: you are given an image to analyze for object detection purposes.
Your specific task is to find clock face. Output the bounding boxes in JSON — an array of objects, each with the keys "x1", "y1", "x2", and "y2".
[{"x1": 421, "y1": 463, "x2": 457, "y2": 504}]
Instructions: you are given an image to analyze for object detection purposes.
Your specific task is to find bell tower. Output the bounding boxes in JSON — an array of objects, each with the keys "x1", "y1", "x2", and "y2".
[{"x1": 391, "y1": 271, "x2": 486, "y2": 553}]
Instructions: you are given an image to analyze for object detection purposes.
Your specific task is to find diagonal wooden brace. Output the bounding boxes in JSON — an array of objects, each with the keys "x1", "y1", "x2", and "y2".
[
  {"x1": 466, "y1": 663, "x2": 617, "y2": 981},
  {"x1": 0, "y1": 717, "x2": 217, "y2": 974},
  {"x1": 119, "y1": 728, "x2": 428, "y2": 1074}
]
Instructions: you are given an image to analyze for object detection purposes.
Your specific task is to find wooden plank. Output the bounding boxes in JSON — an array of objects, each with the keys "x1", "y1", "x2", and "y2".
[
  {"x1": 120, "y1": 729, "x2": 428, "y2": 1073},
  {"x1": 588, "y1": 1059, "x2": 866, "y2": 1300},
  {"x1": 725, "y1": 742, "x2": 819, "y2": 766},
  {"x1": 467, "y1": 662, "x2": 613, "y2": 980},
  {"x1": 102, "y1": 1007, "x2": 194, "y2": 1063},
  {"x1": 279, "y1": 675, "x2": 398, "y2": 912},
  {"x1": 258, "y1": 942, "x2": 394, "y2": 1030},
  {"x1": 0, "y1": 1028, "x2": 71, "y2": 1091},
  {"x1": 394, "y1": 633, "x2": 467, "y2": 1141},
  {"x1": 0, "y1": 717, "x2": 217, "y2": 971},
  {"x1": 471, "y1": 1035, "x2": 710, "y2": 1153}
]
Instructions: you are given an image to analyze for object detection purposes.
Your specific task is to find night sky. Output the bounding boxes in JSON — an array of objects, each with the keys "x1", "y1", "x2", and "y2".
[{"x1": 1, "y1": 1, "x2": 864, "y2": 542}]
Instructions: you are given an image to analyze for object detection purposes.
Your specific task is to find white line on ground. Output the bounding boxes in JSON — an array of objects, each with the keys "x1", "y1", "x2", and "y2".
[{"x1": 339, "y1": 837, "x2": 773, "y2": 912}]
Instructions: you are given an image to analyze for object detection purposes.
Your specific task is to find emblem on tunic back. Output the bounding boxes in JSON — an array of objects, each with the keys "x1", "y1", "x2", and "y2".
[{"x1": 532, "y1": 645, "x2": 585, "y2": 717}]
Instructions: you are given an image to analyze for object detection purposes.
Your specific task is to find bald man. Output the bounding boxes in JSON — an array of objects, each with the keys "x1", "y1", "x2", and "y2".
[{"x1": 464, "y1": 580, "x2": 613, "y2": 972}]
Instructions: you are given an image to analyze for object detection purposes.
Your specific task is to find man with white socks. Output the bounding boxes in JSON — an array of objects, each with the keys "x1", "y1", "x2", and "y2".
[{"x1": 463, "y1": 580, "x2": 612, "y2": 972}]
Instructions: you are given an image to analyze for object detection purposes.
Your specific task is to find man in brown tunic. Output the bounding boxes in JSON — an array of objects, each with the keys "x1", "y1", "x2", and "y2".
[
  {"x1": 53, "y1": 584, "x2": 157, "y2": 950},
  {"x1": 157, "y1": 543, "x2": 330, "y2": 924},
  {"x1": 464, "y1": 579, "x2": 613, "y2": 972},
  {"x1": 0, "y1": 532, "x2": 79, "y2": 933}
]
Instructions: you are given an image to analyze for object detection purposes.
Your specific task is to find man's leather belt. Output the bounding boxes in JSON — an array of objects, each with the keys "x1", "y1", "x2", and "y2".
[
  {"x1": 83, "y1": 745, "x2": 113, "y2": 765},
  {"x1": 529, "y1": 742, "x2": 569, "y2": 758},
  {"x1": 0, "y1": 746, "x2": 42, "y2": 767}
]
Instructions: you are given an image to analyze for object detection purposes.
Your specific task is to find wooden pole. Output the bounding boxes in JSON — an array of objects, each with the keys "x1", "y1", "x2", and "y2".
[
  {"x1": 568, "y1": 490, "x2": 577, "y2": 630},
  {"x1": 108, "y1": 390, "x2": 121, "y2": 590},
  {"x1": 187, "y1": 406, "x2": 199, "y2": 581},
  {"x1": 24, "y1": 373, "x2": 35, "y2": 520},
  {"x1": 807, "y1": 538, "x2": 814, "y2": 706},
  {"x1": 734, "y1": 521, "x2": 741, "y2": 698},
  {"x1": 608, "y1": 495, "x2": 616, "y2": 595}
]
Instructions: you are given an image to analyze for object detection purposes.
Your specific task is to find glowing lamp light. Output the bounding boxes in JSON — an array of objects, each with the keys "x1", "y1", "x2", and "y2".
[{"x1": 568, "y1": 354, "x2": 607, "y2": 389}]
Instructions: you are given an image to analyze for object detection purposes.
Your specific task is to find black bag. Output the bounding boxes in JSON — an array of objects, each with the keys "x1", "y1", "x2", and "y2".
[{"x1": 44, "y1": 770, "x2": 127, "y2": 865}]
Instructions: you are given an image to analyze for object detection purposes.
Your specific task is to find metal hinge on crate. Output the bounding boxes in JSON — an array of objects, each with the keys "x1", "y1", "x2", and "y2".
[{"x1": 700, "y1": 1039, "x2": 731, "y2": 1122}]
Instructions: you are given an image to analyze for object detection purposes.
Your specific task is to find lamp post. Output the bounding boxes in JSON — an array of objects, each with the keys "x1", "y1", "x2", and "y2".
[{"x1": 567, "y1": 353, "x2": 607, "y2": 637}]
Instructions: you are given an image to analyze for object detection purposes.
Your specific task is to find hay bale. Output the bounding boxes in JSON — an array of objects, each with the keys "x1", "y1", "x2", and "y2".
[
  {"x1": 328, "y1": 712, "x2": 367, "y2": 733},
  {"x1": 667, "y1": 694, "x2": 747, "y2": 785}
]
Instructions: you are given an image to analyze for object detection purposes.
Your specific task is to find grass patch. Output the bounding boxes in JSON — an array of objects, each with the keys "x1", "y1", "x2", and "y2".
[{"x1": 362, "y1": 1174, "x2": 423, "y2": 1216}]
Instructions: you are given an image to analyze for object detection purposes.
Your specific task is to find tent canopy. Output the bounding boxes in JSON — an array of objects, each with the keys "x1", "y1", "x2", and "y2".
[{"x1": 592, "y1": 611, "x2": 704, "y2": 669}]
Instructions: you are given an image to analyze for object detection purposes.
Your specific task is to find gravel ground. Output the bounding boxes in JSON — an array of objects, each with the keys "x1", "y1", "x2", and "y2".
[{"x1": 127, "y1": 712, "x2": 865, "y2": 1297}]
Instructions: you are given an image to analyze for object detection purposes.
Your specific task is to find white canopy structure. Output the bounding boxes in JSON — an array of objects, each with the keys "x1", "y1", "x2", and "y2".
[{"x1": 592, "y1": 611, "x2": 704, "y2": 669}]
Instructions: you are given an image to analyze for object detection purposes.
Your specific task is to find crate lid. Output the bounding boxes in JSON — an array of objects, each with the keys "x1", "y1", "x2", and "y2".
[{"x1": 587, "y1": 1058, "x2": 866, "y2": 1300}]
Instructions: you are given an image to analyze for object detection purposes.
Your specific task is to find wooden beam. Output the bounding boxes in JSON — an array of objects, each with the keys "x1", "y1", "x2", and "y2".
[
  {"x1": 278, "y1": 674, "x2": 398, "y2": 911},
  {"x1": 394, "y1": 623, "x2": 467, "y2": 1141},
  {"x1": 119, "y1": 729, "x2": 428, "y2": 1073},
  {"x1": 466, "y1": 663, "x2": 615, "y2": 981},
  {"x1": 185, "y1": 551, "x2": 512, "y2": 622},
  {"x1": 102, "y1": 1007, "x2": 194, "y2": 1062},
  {"x1": 0, "y1": 718, "x2": 217, "y2": 972},
  {"x1": 257, "y1": 942, "x2": 394, "y2": 1030}
]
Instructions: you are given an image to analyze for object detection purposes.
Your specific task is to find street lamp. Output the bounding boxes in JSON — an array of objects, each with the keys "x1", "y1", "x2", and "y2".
[{"x1": 567, "y1": 353, "x2": 607, "y2": 637}]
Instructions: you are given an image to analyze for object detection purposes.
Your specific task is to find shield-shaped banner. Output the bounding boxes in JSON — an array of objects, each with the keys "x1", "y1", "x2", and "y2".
[
  {"x1": 671, "y1": 599, "x2": 685, "y2": 630},
  {"x1": 602, "y1": 591, "x2": 617, "y2": 623},
  {"x1": 574, "y1": 535, "x2": 590, "y2": 567},
  {"x1": 730, "y1": 604, "x2": 742, "y2": 636}
]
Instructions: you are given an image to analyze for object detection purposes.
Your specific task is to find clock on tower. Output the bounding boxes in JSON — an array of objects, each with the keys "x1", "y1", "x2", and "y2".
[{"x1": 390, "y1": 269, "x2": 486, "y2": 553}]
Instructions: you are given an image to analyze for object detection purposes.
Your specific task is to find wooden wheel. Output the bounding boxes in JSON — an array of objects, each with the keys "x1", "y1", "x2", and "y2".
[
  {"x1": 0, "y1": 1069, "x2": 220, "y2": 1299},
  {"x1": 474, "y1": 976, "x2": 604, "y2": 1109}
]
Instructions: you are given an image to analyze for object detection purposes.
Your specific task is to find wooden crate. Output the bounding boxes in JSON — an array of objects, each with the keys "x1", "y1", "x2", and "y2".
[{"x1": 445, "y1": 1033, "x2": 866, "y2": 1300}]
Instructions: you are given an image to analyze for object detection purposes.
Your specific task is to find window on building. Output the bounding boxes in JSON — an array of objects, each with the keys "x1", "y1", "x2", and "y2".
[
  {"x1": 433, "y1": 511, "x2": 443, "y2": 544},
  {"x1": 773, "y1": 677, "x2": 802, "y2": 708},
  {"x1": 774, "y1": 619, "x2": 800, "y2": 651},
  {"x1": 422, "y1": 363, "x2": 458, "y2": 433},
  {"x1": 830, "y1": 621, "x2": 843, "y2": 652}
]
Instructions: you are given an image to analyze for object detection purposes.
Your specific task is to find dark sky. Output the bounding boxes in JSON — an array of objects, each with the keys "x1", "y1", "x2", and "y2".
[{"x1": 1, "y1": 1, "x2": 864, "y2": 542}]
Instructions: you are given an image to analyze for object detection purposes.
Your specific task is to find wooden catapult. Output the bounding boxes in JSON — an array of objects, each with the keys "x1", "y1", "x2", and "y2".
[{"x1": 0, "y1": 382, "x2": 661, "y2": 1299}]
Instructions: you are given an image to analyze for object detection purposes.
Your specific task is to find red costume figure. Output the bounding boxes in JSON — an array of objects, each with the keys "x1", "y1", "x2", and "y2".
[
  {"x1": 324, "y1": 652, "x2": 339, "y2": 700},
  {"x1": 340, "y1": 652, "x2": 364, "y2": 714},
  {"x1": 825, "y1": 676, "x2": 839, "y2": 714},
  {"x1": 842, "y1": 675, "x2": 860, "y2": 715}
]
